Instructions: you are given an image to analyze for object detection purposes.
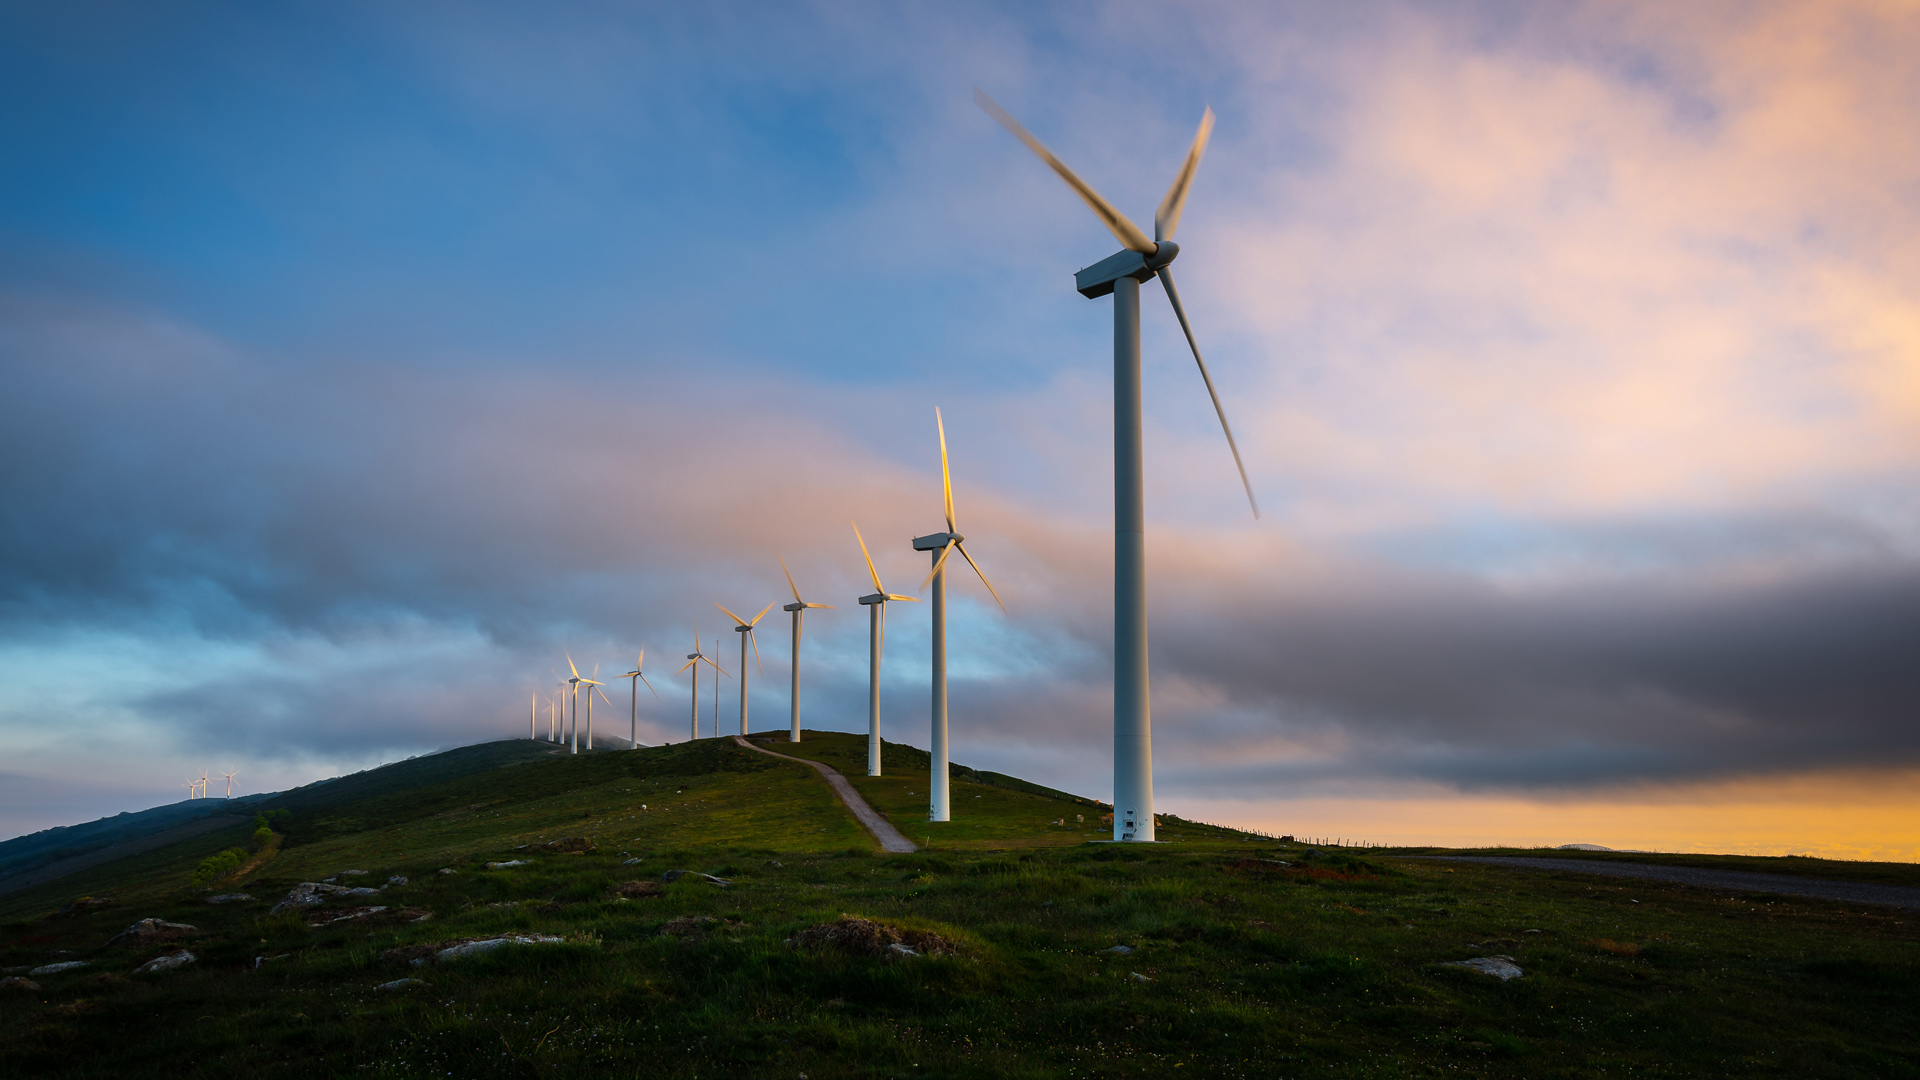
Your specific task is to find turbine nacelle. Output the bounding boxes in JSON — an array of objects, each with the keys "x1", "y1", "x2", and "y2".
[
  {"x1": 911, "y1": 531, "x2": 963, "y2": 551},
  {"x1": 1075, "y1": 242, "x2": 1179, "y2": 300}
]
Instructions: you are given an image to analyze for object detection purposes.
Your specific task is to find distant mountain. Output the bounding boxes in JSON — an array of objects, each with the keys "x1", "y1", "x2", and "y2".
[{"x1": 0, "y1": 739, "x2": 560, "y2": 895}]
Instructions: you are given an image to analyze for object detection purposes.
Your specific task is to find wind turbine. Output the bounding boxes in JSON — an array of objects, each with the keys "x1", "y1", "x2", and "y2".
[
  {"x1": 220, "y1": 771, "x2": 237, "y2": 799},
  {"x1": 530, "y1": 693, "x2": 538, "y2": 741},
  {"x1": 676, "y1": 633, "x2": 726, "y2": 741},
  {"x1": 616, "y1": 648, "x2": 659, "y2": 750},
  {"x1": 198, "y1": 769, "x2": 211, "y2": 801},
  {"x1": 778, "y1": 555, "x2": 835, "y2": 744},
  {"x1": 977, "y1": 89, "x2": 1257, "y2": 842},
  {"x1": 713, "y1": 602, "x2": 773, "y2": 737},
  {"x1": 587, "y1": 674, "x2": 611, "y2": 751},
  {"x1": 911, "y1": 408, "x2": 1005, "y2": 823},
  {"x1": 853, "y1": 522, "x2": 918, "y2": 777},
  {"x1": 565, "y1": 655, "x2": 602, "y2": 755}
]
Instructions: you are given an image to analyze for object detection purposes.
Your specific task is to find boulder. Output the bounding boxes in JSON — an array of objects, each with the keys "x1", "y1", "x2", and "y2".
[
  {"x1": 662, "y1": 870, "x2": 731, "y2": 887},
  {"x1": 135, "y1": 951, "x2": 196, "y2": 974},
  {"x1": 485, "y1": 860, "x2": 529, "y2": 869},
  {"x1": 28, "y1": 961, "x2": 90, "y2": 976},
  {"x1": 1104, "y1": 945, "x2": 1135, "y2": 955},
  {"x1": 377, "y1": 978, "x2": 429, "y2": 991},
  {"x1": 436, "y1": 935, "x2": 564, "y2": 962},
  {"x1": 387, "y1": 875, "x2": 408, "y2": 886},
  {"x1": 107, "y1": 919, "x2": 198, "y2": 947},
  {"x1": 1, "y1": 976, "x2": 41, "y2": 992},
  {"x1": 270, "y1": 882, "x2": 379, "y2": 913},
  {"x1": 54, "y1": 896, "x2": 114, "y2": 917},
  {"x1": 436, "y1": 868, "x2": 457, "y2": 876},
  {"x1": 206, "y1": 893, "x2": 253, "y2": 905},
  {"x1": 540, "y1": 837, "x2": 595, "y2": 854},
  {"x1": 1443, "y1": 955, "x2": 1523, "y2": 981}
]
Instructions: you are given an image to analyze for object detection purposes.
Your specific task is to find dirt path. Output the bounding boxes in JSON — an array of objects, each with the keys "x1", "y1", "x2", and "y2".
[
  {"x1": 1398, "y1": 855, "x2": 1920, "y2": 909},
  {"x1": 732, "y1": 736, "x2": 918, "y2": 853}
]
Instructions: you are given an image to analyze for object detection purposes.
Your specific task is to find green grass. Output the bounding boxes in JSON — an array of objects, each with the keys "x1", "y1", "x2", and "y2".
[{"x1": 2, "y1": 735, "x2": 1916, "y2": 1078}]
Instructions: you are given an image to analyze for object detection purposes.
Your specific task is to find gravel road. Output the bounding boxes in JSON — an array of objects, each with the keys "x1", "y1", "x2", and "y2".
[{"x1": 1396, "y1": 855, "x2": 1920, "y2": 909}]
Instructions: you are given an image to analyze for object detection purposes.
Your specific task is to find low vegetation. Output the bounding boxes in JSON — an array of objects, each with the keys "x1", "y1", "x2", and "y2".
[{"x1": 1, "y1": 732, "x2": 1914, "y2": 1078}]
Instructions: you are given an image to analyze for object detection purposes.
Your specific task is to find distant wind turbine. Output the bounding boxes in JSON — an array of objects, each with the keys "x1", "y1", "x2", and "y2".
[
  {"x1": 677, "y1": 633, "x2": 726, "y2": 742},
  {"x1": 778, "y1": 555, "x2": 835, "y2": 744},
  {"x1": 714, "y1": 602, "x2": 774, "y2": 737},
  {"x1": 616, "y1": 648, "x2": 659, "y2": 750},
  {"x1": 220, "y1": 771, "x2": 237, "y2": 799},
  {"x1": 565, "y1": 655, "x2": 602, "y2": 755},
  {"x1": 853, "y1": 522, "x2": 918, "y2": 777},
  {"x1": 530, "y1": 693, "x2": 538, "y2": 741},
  {"x1": 977, "y1": 89, "x2": 1256, "y2": 841},
  {"x1": 912, "y1": 408, "x2": 1005, "y2": 823}
]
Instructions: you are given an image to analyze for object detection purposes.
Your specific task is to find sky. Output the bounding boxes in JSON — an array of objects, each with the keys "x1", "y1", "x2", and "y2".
[{"x1": 2, "y1": 1, "x2": 1916, "y2": 857}]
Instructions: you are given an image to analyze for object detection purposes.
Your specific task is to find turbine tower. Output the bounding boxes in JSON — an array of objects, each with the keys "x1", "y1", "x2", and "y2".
[
  {"x1": 714, "y1": 602, "x2": 773, "y2": 737},
  {"x1": 853, "y1": 522, "x2": 917, "y2": 776},
  {"x1": 530, "y1": 693, "x2": 538, "y2": 740},
  {"x1": 616, "y1": 648, "x2": 659, "y2": 750},
  {"x1": 978, "y1": 89, "x2": 1256, "y2": 842},
  {"x1": 911, "y1": 408, "x2": 1004, "y2": 823},
  {"x1": 778, "y1": 555, "x2": 835, "y2": 743},
  {"x1": 676, "y1": 633, "x2": 725, "y2": 741},
  {"x1": 220, "y1": 771, "x2": 237, "y2": 799}
]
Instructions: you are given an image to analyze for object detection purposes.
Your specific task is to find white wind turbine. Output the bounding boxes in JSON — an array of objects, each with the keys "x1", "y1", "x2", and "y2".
[
  {"x1": 977, "y1": 89, "x2": 1257, "y2": 842},
  {"x1": 778, "y1": 555, "x2": 835, "y2": 744},
  {"x1": 198, "y1": 769, "x2": 211, "y2": 800},
  {"x1": 220, "y1": 771, "x2": 237, "y2": 799},
  {"x1": 565, "y1": 655, "x2": 603, "y2": 755},
  {"x1": 676, "y1": 633, "x2": 726, "y2": 741},
  {"x1": 616, "y1": 648, "x2": 660, "y2": 750},
  {"x1": 912, "y1": 408, "x2": 1004, "y2": 823},
  {"x1": 713, "y1": 602, "x2": 774, "y2": 737},
  {"x1": 530, "y1": 693, "x2": 538, "y2": 741},
  {"x1": 853, "y1": 522, "x2": 918, "y2": 777}
]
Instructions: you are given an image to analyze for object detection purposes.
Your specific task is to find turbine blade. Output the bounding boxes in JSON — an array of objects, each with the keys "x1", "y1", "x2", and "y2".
[
  {"x1": 1158, "y1": 266, "x2": 1260, "y2": 518},
  {"x1": 955, "y1": 541, "x2": 1007, "y2": 613},
  {"x1": 805, "y1": 601, "x2": 836, "y2": 609},
  {"x1": 596, "y1": 685, "x2": 612, "y2": 706},
  {"x1": 748, "y1": 629, "x2": 763, "y2": 675},
  {"x1": 636, "y1": 646, "x2": 645, "y2": 669},
  {"x1": 853, "y1": 521, "x2": 885, "y2": 593},
  {"x1": 778, "y1": 552, "x2": 803, "y2": 604},
  {"x1": 750, "y1": 602, "x2": 774, "y2": 626},
  {"x1": 1154, "y1": 107, "x2": 1215, "y2": 242},
  {"x1": 975, "y1": 87, "x2": 1155, "y2": 255},
  {"x1": 918, "y1": 539, "x2": 958, "y2": 593},
  {"x1": 639, "y1": 672, "x2": 659, "y2": 699},
  {"x1": 886, "y1": 593, "x2": 920, "y2": 603},
  {"x1": 706, "y1": 655, "x2": 729, "y2": 677},
  {"x1": 567, "y1": 653, "x2": 580, "y2": 680},
  {"x1": 936, "y1": 406, "x2": 956, "y2": 532},
  {"x1": 714, "y1": 602, "x2": 749, "y2": 627}
]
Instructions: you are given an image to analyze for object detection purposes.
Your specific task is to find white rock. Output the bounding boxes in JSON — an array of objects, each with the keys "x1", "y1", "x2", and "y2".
[
  {"x1": 339, "y1": 870, "x2": 369, "y2": 876},
  {"x1": 136, "y1": 951, "x2": 196, "y2": 974},
  {"x1": 377, "y1": 978, "x2": 429, "y2": 990},
  {"x1": 436, "y1": 935, "x2": 564, "y2": 962},
  {"x1": 887, "y1": 943, "x2": 920, "y2": 958},
  {"x1": 436, "y1": 868, "x2": 456, "y2": 876},
  {"x1": 486, "y1": 860, "x2": 530, "y2": 869},
  {"x1": 1444, "y1": 955, "x2": 1523, "y2": 980},
  {"x1": 206, "y1": 893, "x2": 254, "y2": 904},
  {"x1": 1129, "y1": 972, "x2": 1152, "y2": 982},
  {"x1": 621, "y1": 857, "x2": 643, "y2": 866},
  {"x1": 388, "y1": 875, "x2": 408, "y2": 886},
  {"x1": 29, "y1": 961, "x2": 90, "y2": 976},
  {"x1": 1105, "y1": 945, "x2": 1135, "y2": 955}
]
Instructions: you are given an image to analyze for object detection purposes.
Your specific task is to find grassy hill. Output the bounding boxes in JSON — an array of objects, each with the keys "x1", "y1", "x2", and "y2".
[{"x1": 1, "y1": 732, "x2": 1915, "y2": 1078}]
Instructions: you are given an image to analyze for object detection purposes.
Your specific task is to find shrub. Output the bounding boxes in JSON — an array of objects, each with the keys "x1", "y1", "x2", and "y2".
[{"x1": 192, "y1": 848, "x2": 248, "y2": 886}]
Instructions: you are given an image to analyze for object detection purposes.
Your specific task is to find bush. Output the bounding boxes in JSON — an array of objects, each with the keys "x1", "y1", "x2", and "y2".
[
  {"x1": 251, "y1": 826, "x2": 274, "y2": 851},
  {"x1": 192, "y1": 848, "x2": 249, "y2": 886}
]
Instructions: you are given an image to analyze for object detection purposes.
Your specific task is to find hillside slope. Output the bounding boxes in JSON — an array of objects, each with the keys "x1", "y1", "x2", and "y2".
[{"x1": 1, "y1": 732, "x2": 1914, "y2": 1080}]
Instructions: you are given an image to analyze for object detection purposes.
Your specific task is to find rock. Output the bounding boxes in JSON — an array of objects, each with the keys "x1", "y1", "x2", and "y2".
[
  {"x1": 107, "y1": 919, "x2": 198, "y2": 947},
  {"x1": 617, "y1": 880, "x2": 664, "y2": 899},
  {"x1": 1444, "y1": 955, "x2": 1524, "y2": 981},
  {"x1": 1, "y1": 976, "x2": 41, "y2": 992},
  {"x1": 1130, "y1": 972, "x2": 1152, "y2": 982},
  {"x1": 270, "y1": 882, "x2": 380, "y2": 913},
  {"x1": 55, "y1": 896, "x2": 114, "y2": 917},
  {"x1": 436, "y1": 935, "x2": 564, "y2": 962},
  {"x1": 388, "y1": 875, "x2": 408, "y2": 886},
  {"x1": 206, "y1": 893, "x2": 254, "y2": 905},
  {"x1": 486, "y1": 860, "x2": 530, "y2": 870},
  {"x1": 621, "y1": 857, "x2": 643, "y2": 866},
  {"x1": 887, "y1": 943, "x2": 921, "y2": 958},
  {"x1": 540, "y1": 837, "x2": 595, "y2": 854},
  {"x1": 662, "y1": 870, "x2": 730, "y2": 887},
  {"x1": 135, "y1": 951, "x2": 196, "y2": 974},
  {"x1": 377, "y1": 978, "x2": 429, "y2": 990},
  {"x1": 791, "y1": 916, "x2": 964, "y2": 959},
  {"x1": 29, "y1": 961, "x2": 90, "y2": 976},
  {"x1": 339, "y1": 870, "x2": 369, "y2": 876},
  {"x1": 309, "y1": 906, "x2": 388, "y2": 926},
  {"x1": 437, "y1": 867, "x2": 457, "y2": 875},
  {"x1": 253, "y1": 954, "x2": 291, "y2": 968},
  {"x1": 1104, "y1": 945, "x2": 1135, "y2": 954}
]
